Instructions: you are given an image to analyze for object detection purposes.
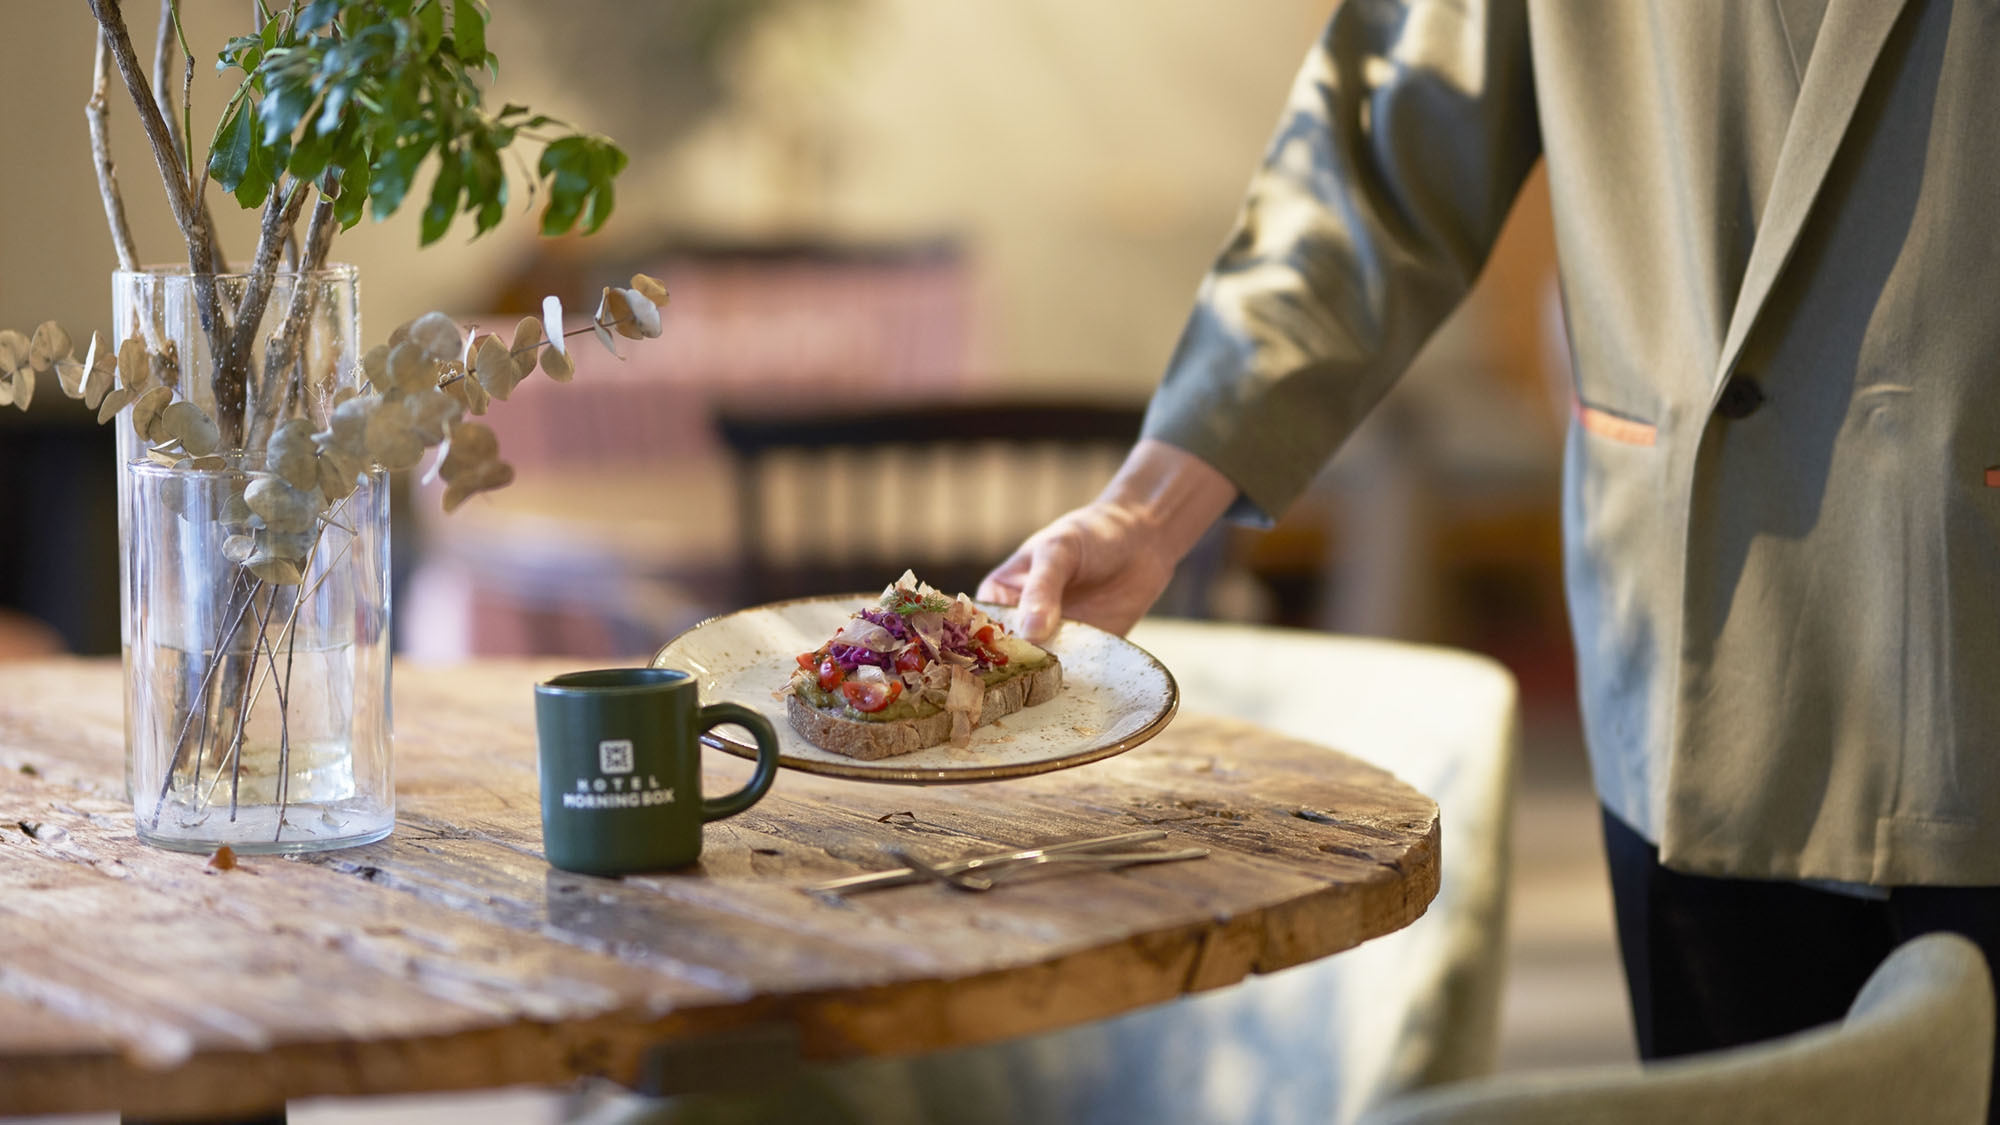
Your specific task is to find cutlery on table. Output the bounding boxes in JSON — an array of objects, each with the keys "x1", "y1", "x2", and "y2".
[
  {"x1": 804, "y1": 829, "x2": 1179, "y2": 897},
  {"x1": 890, "y1": 845, "x2": 1210, "y2": 892}
]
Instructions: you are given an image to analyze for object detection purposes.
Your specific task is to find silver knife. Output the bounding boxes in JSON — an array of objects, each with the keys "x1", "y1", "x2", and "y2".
[{"x1": 804, "y1": 829, "x2": 1168, "y2": 896}]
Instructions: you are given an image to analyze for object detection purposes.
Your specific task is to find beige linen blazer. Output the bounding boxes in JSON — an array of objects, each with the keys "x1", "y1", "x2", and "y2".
[{"x1": 1144, "y1": 0, "x2": 2000, "y2": 885}]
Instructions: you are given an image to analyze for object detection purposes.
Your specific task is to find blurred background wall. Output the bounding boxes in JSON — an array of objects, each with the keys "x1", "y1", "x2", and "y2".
[{"x1": 0, "y1": 0, "x2": 1565, "y2": 689}]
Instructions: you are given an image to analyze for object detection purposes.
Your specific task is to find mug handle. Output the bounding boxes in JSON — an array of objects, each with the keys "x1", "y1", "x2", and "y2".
[{"x1": 697, "y1": 702, "x2": 782, "y2": 822}]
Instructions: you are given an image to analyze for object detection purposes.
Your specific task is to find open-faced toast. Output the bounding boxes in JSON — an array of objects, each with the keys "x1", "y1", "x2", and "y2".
[{"x1": 782, "y1": 572, "x2": 1063, "y2": 760}]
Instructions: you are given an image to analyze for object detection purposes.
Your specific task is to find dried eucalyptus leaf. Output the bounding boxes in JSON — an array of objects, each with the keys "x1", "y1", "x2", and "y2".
[
  {"x1": 619, "y1": 289, "x2": 662, "y2": 339},
  {"x1": 363, "y1": 400, "x2": 425, "y2": 471},
  {"x1": 261, "y1": 528, "x2": 318, "y2": 560},
  {"x1": 221, "y1": 486, "x2": 255, "y2": 532},
  {"x1": 442, "y1": 459, "x2": 514, "y2": 513},
  {"x1": 0, "y1": 329, "x2": 28, "y2": 375},
  {"x1": 150, "y1": 340, "x2": 180, "y2": 392},
  {"x1": 590, "y1": 317, "x2": 621, "y2": 358},
  {"x1": 539, "y1": 342, "x2": 575, "y2": 382},
  {"x1": 9, "y1": 369, "x2": 31, "y2": 412},
  {"x1": 116, "y1": 337, "x2": 150, "y2": 392},
  {"x1": 57, "y1": 332, "x2": 95, "y2": 398},
  {"x1": 29, "y1": 322, "x2": 71, "y2": 373},
  {"x1": 246, "y1": 554, "x2": 303, "y2": 586},
  {"x1": 387, "y1": 321, "x2": 413, "y2": 348},
  {"x1": 82, "y1": 338, "x2": 113, "y2": 410},
  {"x1": 271, "y1": 443, "x2": 317, "y2": 491},
  {"x1": 542, "y1": 295, "x2": 565, "y2": 352},
  {"x1": 474, "y1": 334, "x2": 527, "y2": 401},
  {"x1": 322, "y1": 396, "x2": 373, "y2": 455},
  {"x1": 597, "y1": 287, "x2": 643, "y2": 341},
  {"x1": 445, "y1": 370, "x2": 491, "y2": 415},
  {"x1": 145, "y1": 447, "x2": 178, "y2": 468},
  {"x1": 511, "y1": 316, "x2": 544, "y2": 358},
  {"x1": 160, "y1": 401, "x2": 220, "y2": 457},
  {"x1": 333, "y1": 384, "x2": 361, "y2": 409},
  {"x1": 404, "y1": 387, "x2": 461, "y2": 443},
  {"x1": 187, "y1": 455, "x2": 227, "y2": 471},
  {"x1": 631, "y1": 273, "x2": 669, "y2": 306},
  {"x1": 360, "y1": 344, "x2": 393, "y2": 394},
  {"x1": 55, "y1": 360, "x2": 86, "y2": 399},
  {"x1": 129, "y1": 386, "x2": 174, "y2": 443},
  {"x1": 0, "y1": 377, "x2": 13, "y2": 409},
  {"x1": 270, "y1": 418, "x2": 318, "y2": 486},
  {"x1": 387, "y1": 342, "x2": 435, "y2": 395},
  {"x1": 96, "y1": 385, "x2": 136, "y2": 424},
  {"x1": 318, "y1": 452, "x2": 361, "y2": 501},
  {"x1": 272, "y1": 417, "x2": 316, "y2": 450},
  {"x1": 440, "y1": 421, "x2": 500, "y2": 477},
  {"x1": 244, "y1": 477, "x2": 319, "y2": 534},
  {"x1": 408, "y1": 311, "x2": 463, "y2": 362},
  {"x1": 222, "y1": 534, "x2": 256, "y2": 563}
]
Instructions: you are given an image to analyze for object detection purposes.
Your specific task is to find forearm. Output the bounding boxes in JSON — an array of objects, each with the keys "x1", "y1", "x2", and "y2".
[{"x1": 1098, "y1": 439, "x2": 1239, "y2": 563}]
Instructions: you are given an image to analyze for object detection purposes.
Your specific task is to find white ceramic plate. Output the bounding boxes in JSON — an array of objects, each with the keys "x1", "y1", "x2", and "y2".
[{"x1": 653, "y1": 594, "x2": 1179, "y2": 784}]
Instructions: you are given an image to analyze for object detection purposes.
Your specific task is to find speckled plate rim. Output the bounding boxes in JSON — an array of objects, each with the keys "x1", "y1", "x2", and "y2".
[{"x1": 653, "y1": 593, "x2": 1180, "y2": 785}]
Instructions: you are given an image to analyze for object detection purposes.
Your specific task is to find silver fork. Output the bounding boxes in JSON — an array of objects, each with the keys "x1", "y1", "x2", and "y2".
[{"x1": 891, "y1": 846, "x2": 1210, "y2": 892}]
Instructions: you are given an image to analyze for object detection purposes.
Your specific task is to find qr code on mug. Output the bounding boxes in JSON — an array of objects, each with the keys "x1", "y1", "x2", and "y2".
[{"x1": 598, "y1": 739, "x2": 634, "y2": 775}]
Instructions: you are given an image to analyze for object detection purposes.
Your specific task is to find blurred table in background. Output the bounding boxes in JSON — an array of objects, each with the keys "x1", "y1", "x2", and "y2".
[{"x1": 400, "y1": 399, "x2": 1166, "y2": 662}]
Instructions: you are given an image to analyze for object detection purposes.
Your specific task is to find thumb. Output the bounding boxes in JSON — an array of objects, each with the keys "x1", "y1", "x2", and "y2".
[{"x1": 1016, "y1": 534, "x2": 1079, "y2": 642}]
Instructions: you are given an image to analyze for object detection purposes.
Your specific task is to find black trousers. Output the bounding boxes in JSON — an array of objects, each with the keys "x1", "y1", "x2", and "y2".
[{"x1": 1601, "y1": 806, "x2": 2000, "y2": 1121}]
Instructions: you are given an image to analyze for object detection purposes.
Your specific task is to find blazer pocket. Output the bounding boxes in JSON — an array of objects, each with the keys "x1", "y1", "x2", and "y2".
[{"x1": 1575, "y1": 401, "x2": 1658, "y2": 447}]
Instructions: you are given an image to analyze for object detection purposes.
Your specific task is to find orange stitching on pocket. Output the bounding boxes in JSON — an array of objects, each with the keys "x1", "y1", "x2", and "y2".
[
  {"x1": 1985, "y1": 466, "x2": 2000, "y2": 488},
  {"x1": 1576, "y1": 404, "x2": 1658, "y2": 447}
]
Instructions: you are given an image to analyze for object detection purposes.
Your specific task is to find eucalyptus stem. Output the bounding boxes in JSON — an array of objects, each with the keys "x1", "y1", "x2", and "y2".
[
  {"x1": 223, "y1": 583, "x2": 281, "y2": 821},
  {"x1": 149, "y1": 570, "x2": 256, "y2": 829}
]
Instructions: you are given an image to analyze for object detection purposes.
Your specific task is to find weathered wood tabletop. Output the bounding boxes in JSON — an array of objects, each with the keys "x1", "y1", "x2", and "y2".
[{"x1": 0, "y1": 658, "x2": 1439, "y2": 1120}]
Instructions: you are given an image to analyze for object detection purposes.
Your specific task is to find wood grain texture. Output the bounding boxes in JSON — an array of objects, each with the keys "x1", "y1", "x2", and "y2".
[{"x1": 0, "y1": 658, "x2": 1437, "y2": 1118}]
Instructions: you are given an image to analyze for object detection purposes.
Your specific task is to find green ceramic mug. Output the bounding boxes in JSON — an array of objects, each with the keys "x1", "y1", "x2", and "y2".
[{"x1": 534, "y1": 668, "x2": 781, "y2": 875}]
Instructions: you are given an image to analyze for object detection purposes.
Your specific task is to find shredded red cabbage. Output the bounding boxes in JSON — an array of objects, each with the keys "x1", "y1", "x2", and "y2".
[
  {"x1": 857, "y1": 608, "x2": 910, "y2": 640},
  {"x1": 826, "y1": 643, "x2": 894, "y2": 671}
]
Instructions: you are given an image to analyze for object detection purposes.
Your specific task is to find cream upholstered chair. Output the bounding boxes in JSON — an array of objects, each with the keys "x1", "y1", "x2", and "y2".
[{"x1": 1358, "y1": 932, "x2": 1994, "y2": 1125}]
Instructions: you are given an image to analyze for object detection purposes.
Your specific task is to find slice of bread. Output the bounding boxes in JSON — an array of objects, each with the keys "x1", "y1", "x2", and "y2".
[{"x1": 787, "y1": 656, "x2": 1063, "y2": 761}]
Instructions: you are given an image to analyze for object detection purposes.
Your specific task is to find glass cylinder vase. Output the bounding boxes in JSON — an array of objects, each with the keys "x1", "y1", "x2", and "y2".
[{"x1": 114, "y1": 266, "x2": 393, "y2": 853}]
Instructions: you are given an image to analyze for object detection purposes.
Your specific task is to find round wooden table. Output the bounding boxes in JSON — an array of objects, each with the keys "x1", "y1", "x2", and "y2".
[{"x1": 0, "y1": 659, "x2": 1438, "y2": 1121}]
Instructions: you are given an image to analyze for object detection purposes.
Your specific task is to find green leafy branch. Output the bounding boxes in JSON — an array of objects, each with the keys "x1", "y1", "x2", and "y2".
[
  {"x1": 208, "y1": 0, "x2": 626, "y2": 246},
  {"x1": 77, "y1": 0, "x2": 635, "y2": 453}
]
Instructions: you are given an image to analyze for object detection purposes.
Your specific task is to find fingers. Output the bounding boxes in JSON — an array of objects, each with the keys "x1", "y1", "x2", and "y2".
[
  {"x1": 977, "y1": 547, "x2": 1032, "y2": 606},
  {"x1": 1015, "y1": 533, "x2": 1080, "y2": 642}
]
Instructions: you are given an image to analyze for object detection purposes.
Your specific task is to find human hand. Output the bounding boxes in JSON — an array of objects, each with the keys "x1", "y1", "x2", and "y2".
[
  {"x1": 978, "y1": 439, "x2": 1238, "y2": 643},
  {"x1": 978, "y1": 502, "x2": 1179, "y2": 641}
]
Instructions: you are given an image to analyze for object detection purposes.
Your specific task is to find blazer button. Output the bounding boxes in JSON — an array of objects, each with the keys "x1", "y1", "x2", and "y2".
[{"x1": 1716, "y1": 375, "x2": 1765, "y2": 419}]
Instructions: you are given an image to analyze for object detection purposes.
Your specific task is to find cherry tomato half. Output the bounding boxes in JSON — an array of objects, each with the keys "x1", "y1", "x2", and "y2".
[
  {"x1": 816, "y1": 658, "x2": 845, "y2": 692},
  {"x1": 841, "y1": 679, "x2": 904, "y2": 713},
  {"x1": 796, "y1": 651, "x2": 819, "y2": 670},
  {"x1": 894, "y1": 647, "x2": 926, "y2": 674}
]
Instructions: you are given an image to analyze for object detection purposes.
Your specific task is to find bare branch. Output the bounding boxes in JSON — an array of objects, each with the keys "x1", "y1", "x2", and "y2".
[
  {"x1": 151, "y1": 0, "x2": 176, "y2": 170},
  {"x1": 87, "y1": 0, "x2": 236, "y2": 437},
  {"x1": 249, "y1": 195, "x2": 338, "y2": 452},
  {"x1": 298, "y1": 195, "x2": 338, "y2": 274},
  {"x1": 87, "y1": 0, "x2": 198, "y2": 244},
  {"x1": 88, "y1": 32, "x2": 140, "y2": 272},
  {"x1": 156, "y1": 0, "x2": 228, "y2": 271},
  {"x1": 218, "y1": 181, "x2": 311, "y2": 407}
]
